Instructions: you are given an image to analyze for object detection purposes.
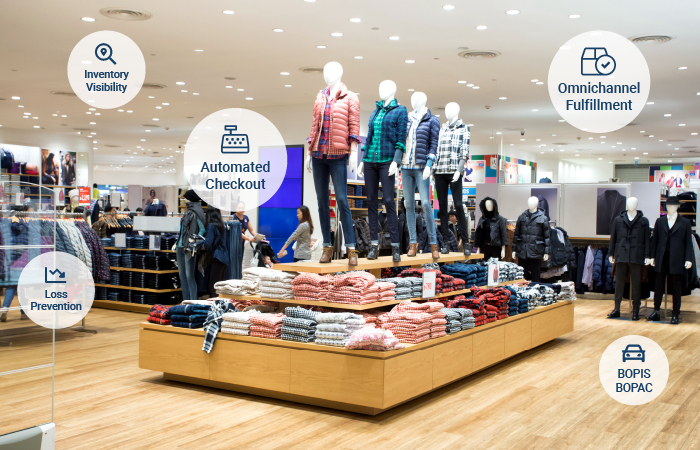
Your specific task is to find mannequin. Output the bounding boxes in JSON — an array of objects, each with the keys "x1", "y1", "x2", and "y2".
[
  {"x1": 306, "y1": 61, "x2": 359, "y2": 266},
  {"x1": 68, "y1": 189, "x2": 80, "y2": 212},
  {"x1": 647, "y1": 196, "x2": 694, "y2": 324},
  {"x1": 433, "y1": 102, "x2": 471, "y2": 255},
  {"x1": 474, "y1": 197, "x2": 507, "y2": 260},
  {"x1": 358, "y1": 80, "x2": 407, "y2": 262},
  {"x1": 513, "y1": 196, "x2": 550, "y2": 282},
  {"x1": 606, "y1": 197, "x2": 651, "y2": 321},
  {"x1": 400, "y1": 92, "x2": 440, "y2": 258}
]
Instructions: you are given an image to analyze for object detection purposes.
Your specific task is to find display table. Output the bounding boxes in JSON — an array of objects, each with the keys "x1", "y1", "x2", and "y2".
[{"x1": 139, "y1": 300, "x2": 573, "y2": 415}]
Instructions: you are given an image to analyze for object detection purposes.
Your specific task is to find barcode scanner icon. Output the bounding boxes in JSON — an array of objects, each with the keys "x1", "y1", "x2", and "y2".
[{"x1": 220, "y1": 125, "x2": 250, "y2": 154}]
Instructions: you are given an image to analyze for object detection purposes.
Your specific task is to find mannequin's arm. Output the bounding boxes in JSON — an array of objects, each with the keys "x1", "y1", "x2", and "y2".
[{"x1": 501, "y1": 246, "x2": 505, "y2": 259}]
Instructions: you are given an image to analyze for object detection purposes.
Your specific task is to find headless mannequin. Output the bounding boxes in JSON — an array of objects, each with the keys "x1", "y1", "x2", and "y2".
[
  {"x1": 358, "y1": 80, "x2": 397, "y2": 177},
  {"x1": 609, "y1": 197, "x2": 651, "y2": 265},
  {"x1": 513, "y1": 197, "x2": 550, "y2": 261},
  {"x1": 408, "y1": 92, "x2": 433, "y2": 181},
  {"x1": 152, "y1": 198, "x2": 159, "y2": 205},
  {"x1": 477, "y1": 199, "x2": 506, "y2": 259},
  {"x1": 650, "y1": 203, "x2": 692, "y2": 269},
  {"x1": 305, "y1": 62, "x2": 358, "y2": 174}
]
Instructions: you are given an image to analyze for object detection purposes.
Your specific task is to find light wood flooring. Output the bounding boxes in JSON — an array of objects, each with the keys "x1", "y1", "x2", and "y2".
[{"x1": 2, "y1": 297, "x2": 700, "y2": 449}]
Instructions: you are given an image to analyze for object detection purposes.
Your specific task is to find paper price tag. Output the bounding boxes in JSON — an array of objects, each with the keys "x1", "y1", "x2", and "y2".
[
  {"x1": 487, "y1": 263, "x2": 499, "y2": 287},
  {"x1": 149, "y1": 234, "x2": 161, "y2": 250},
  {"x1": 422, "y1": 271, "x2": 436, "y2": 299},
  {"x1": 114, "y1": 233, "x2": 127, "y2": 248}
]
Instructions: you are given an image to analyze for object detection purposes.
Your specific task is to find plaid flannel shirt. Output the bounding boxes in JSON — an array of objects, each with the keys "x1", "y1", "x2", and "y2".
[
  {"x1": 202, "y1": 299, "x2": 235, "y2": 354},
  {"x1": 363, "y1": 99, "x2": 407, "y2": 163},
  {"x1": 282, "y1": 333, "x2": 315, "y2": 343},
  {"x1": 282, "y1": 316, "x2": 317, "y2": 330},
  {"x1": 434, "y1": 119, "x2": 470, "y2": 175}
]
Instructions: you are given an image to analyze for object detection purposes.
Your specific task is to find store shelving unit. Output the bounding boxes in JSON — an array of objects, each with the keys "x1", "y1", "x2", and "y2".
[{"x1": 139, "y1": 252, "x2": 574, "y2": 415}]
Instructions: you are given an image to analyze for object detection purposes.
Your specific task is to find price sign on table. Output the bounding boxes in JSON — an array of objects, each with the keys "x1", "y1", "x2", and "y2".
[{"x1": 422, "y1": 271, "x2": 436, "y2": 298}]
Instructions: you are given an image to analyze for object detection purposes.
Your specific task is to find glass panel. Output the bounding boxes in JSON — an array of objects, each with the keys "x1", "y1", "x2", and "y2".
[{"x1": 0, "y1": 367, "x2": 53, "y2": 436}]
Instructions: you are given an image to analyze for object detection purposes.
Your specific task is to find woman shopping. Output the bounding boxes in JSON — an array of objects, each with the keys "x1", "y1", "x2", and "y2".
[{"x1": 277, "y1": 205, "x2": 314, "y2": 262}]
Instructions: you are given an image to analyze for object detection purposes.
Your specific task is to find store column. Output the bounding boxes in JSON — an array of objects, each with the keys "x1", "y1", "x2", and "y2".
[{"x1": 175, "y1": 153, "x2": 187, "y2": 186}]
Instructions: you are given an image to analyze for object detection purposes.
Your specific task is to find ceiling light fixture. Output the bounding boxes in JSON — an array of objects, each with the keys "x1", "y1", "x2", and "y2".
[
  {"x1": 237, "y1": 88, "x2": 244, "y2": 91},
  {"x1": 245, "y1": 97, "x2": 253, "y2": 100},
  {"x1": 273, "y1": 28, "x2": 284, "y2": 32},
  {"x1": 664, "y1": 114, "x2": 671, "y2": 117},
  {"x1": 389, "y1": 36, "x2": 399, "y2": 40},
  {"x1": 472, "y1": 86, "x2": 480, "y2": 89},
  {"x1": 176, "y1": 81, "x2": 185, "y2": 85},
  {"x1": 536, "y1": 81, "x2": 544, "y2": 85},
  {"x1": 458, "y1": 81, "x2": 467, "y2": 84},
  {"x1": 569, "y1": 14, "x2": 581, "y2": 18},
  {"x1": 678, "y1": 66, "x2": 688, "y2": 70},
  {"x1": 407, "y1": 89, "x2": 414, "y2": 92},
  {"x1": 646, "y1": 102, "x2": 654, "y2": 105},
  {"x1": 223, "y1": 10, "x2": 234, "y2": 14},
  {"x1": 443, "y1": 5, "x2": 455, "y2": 10},
  {"x1": 350, "y1": 17, "x2": 361, "y2": 22},
  {"x1": 317, "y1": 45, "x2": 326, "y2": 49},
  {"x1": 194, "y1": 49, "x2": 203, "y2": 52},
  {"x1": 405, "y1": 60, "x2": 415, "y2": 64},
  {"x1": 532, "y1": 109, "x2": 539, "y2": 111},
  {"x1": 476, "y1": 25, "x2": 487, "y2": 30},
  {"x1": 354, "y1": 56, "x2": 363, "y2": 59},
  {"x1": 331, "y1": 32, "x2": 343, "y2": 37},
  {"x1": 181, "y1": 90, "x2": 188, "y2": 93},
  {"x1": 82, "y1": 17, "x2": 95, "y2": 22},
  {"x1": 285, "y1": 85, "x2": 292, "y2": 87},
  {"x1": 466, "y1": 84, "x2": 474, "y2": 87},
  {"x1": 499, "y1": 97, "x2": 507, "y2": 100},
  {"x1": 280, "y1": 72, "x2": 289, "y2": 75},
  {"x1": 680, "y1": 124, "x2": 686, "y2": 126},
  {"x1": 531, "y1": 79, "x2": 538, "y2": 82},
  {"x1": 193, "y1": 93, "x2": 199, "y2": 95},
  {"x1": 643, "y1": 152, "x2": 648, "y2": 155},
  {"x1": 506, "y1": 10, "x2": 520, "y2": 15},
  {"x1": 11, "y1": 96, "x2": 20, "y2": 100}
]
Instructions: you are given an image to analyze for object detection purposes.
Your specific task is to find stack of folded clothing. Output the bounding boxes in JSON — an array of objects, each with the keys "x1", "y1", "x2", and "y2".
[
  {"x1": 282, "y1": 306, "x2": 319, "y2": 343},
  {"x1": 461, "y1": 309, "x2": 475, "y2": 329},
  {"x1": 358, "y1": 311, "x2": 380, "y2": 326},
  {"x1": 214, "y1": 279, "x2": 259, "y2": 296},
  {"x1": 328, "y1": 272, "x2": 379, "y2": 305},
  {"x1": 532, "y1": 284, "x2": 556, "y2": 306},
  {"x1": 441, "y1": 263, "x2": 481, "y2": 287},
  {"x1": 471, "y1": 286, "x2": 511, "y2": 320},
  {"x1": 249, "y1": 313, "x2": 285, "y2": 339},
  {"x1": 555, "y1": 281, "x2": 576, "y2": 301},
  {"x1": 422, "y1": 262, "x2": 441, "y2": 271},
  {"x1": 381, "y1": 266, "x2": 409, "y2": 278},
  {"x1": 315, "y1": 312, "x2": 365, "y2": 347},
  {"x1": 406, "y1": 277, "x2": 423, "y2": 298},
  {"x1": 258, "y1": 269, "x2": 297, "y2": 299},
  {"x1": 380, "y1": 277, "x2": 413, "y2": 300},
  {"x1": 511, "y1": 285, "x2": 540, "y2": 311},
  {"x1": 513, "y1": 263, "x2": 525, "y2": 281},
  {"x1": 508, "y1": 292, "x2": 520, "y2": 316},
  {"x1": 377, "y1": 301, "x2": 443, "y2": 344},
  {"x1": 242, "y1": 267, "x2": 271, "y2": 287},
  {"x1": 220, "y1": 310, "x2": 260, "y2": 336},
  {"x1": 376, "y1": 281, "x2": 396, "y2": 302},
  {"x1": 169, "y1": 303, "x2": 211, "y2": 329},
  {"x1": 519, "y1": 298, "x2": 530, "y2": 314},
  {"x1": 345, "y1": 328, "x2": 404, "y2": 351},
  {"x1": 441, "y1": 308, "x2": 463, "y2": 334},
  {"x1": 443, "y1": 294, "x2": 486, "y2": 327},
  {"x1": 228, "y1": 299, "x2": 278, "y2": 311},
  {"x1": 147, "y1": 304, "x2": 171, "y2": 325},
  {"x1": 291, "y1": 273, "x2": 334, "y2": 301}
]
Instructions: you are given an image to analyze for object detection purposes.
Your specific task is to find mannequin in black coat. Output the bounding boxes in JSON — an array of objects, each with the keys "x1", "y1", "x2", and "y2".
[
  {"x1": 513, "y1": 196, "x2": 550, "y2": 282},
  {"x1": 647, "y1": 197, "x2": 694, "y2": 324}
]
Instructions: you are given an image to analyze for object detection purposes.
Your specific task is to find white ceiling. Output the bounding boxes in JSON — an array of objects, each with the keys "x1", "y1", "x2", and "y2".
[{"x1": 1, "y1": 0, "x2": 699, "y2": 172}]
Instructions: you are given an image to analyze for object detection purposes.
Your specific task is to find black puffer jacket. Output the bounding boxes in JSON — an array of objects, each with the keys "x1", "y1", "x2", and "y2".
[
  {"x1": 474, "y1": 197, "x2": 508, "y2": 249},
  {"x1": 608, "y1": 210, "x2": 651, "y2": 265},
  {"x1": 548, "y1": 227, "x2": 574, "y2": 268},
  {"x1": 513, "y1": 208, "x2": 550, "y2": 260}
]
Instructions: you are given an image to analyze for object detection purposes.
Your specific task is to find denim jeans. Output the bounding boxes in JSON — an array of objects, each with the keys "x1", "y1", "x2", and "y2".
[
  {"x1": 2, "y1": 287, "x2": 16, "y2": 308},
  {"x1": 312, "y1": 155, "x2": 355, "y2": 248},
  {"x1": 401, "y1": 168, "x2": 437, "y2": 245},
  {"x1": 434, "y1": 173, "x2": 469, "y2": 245},
  {"x1": 176, "y1": 247, "x2": 198, "y2": 300},
  {"x1": 364, "y1": 161, "x2": 399, "y2": 246}
]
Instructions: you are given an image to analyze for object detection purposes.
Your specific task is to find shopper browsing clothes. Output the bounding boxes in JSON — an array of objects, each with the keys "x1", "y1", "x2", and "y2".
[
  {"x1": 277, "y1": 205, "x2": 314, "y2": 262},
  {"x1": 177, "y1": 190, "x2": 205, "y2": 300},
  {"x1": 200, "y1": 207, "x2": 228, "y2": 298}
]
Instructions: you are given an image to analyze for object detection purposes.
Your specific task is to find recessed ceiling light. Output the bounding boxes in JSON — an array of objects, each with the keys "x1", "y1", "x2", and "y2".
[
  {"x1": 443, "y1": 5, "x2": 455, "y2": 10},
  {"x1": 476, "y1": 25, "x2": 487, "y2": 30},
  {"x1": 560, "y1": 149, "x2": 565, "y2": 152},
  {"x1": 11, "y1": 96, "x2": 19, "y2": 100},
  {"x1": 407, "y1": 89, "x2": 414, "y2": 92},
  {"x1": 245, "y1": 97, "x2": 253, "y2": 100},
  {"x1": 552, "y1": 134, "x2": 557, "y2": 136},
  {"x1": 273, "y1": 28, "x2": 284, "y2": 32},
  {"x1": 668, "y1": 160, "x2": 673, "y2": 162},
  {"x1": 540, "y1": 151, "x2": 545, "y2": 154},
  {"x1": 82, "y1": 17, "x2": 95, "y2": 22},
  {"x1": 532, "y1": 109, "x2": 539, "y2": 111},
  {"x1": 649, "y1": 135, "x2": 654, "y2": 137},
  {"x1": 472, "y1": 86, "x2": 480, "y2": 89},
  {"x1": 145, "y1": 130, "x2": 151, "y2": 132},
  {"x1": 226, "y1": 86, "x2": 232, "y2": 89},
  {"x1": 458, "y1": 81, "x2": 467, "y2": 84},
  {"x1": 643, "y1": 152, "x2": 648, "y2": 155},
  {"x1": 33, "y1": 125, "x2": 40, "y2": 128},
  {"x1": 61, "y1": 114, "x2": 67, "y2": 117},
  {"x1": 285, "y1": 85, "x2": 292, "y2": 87},
  {"x1": 499, "y1": 97, "x2": 507, "y2": 100},
  {"x1": 223, "y1": 10, "x2": 234, "y2": 14},
  {"x1": 575, "y1": 154, "x2": 580, "y2": 156},
  {"x1": 659, "y1": 139, "x2": 663, "y2": 141},
  {"x1": 331, "y1": 32, "x2": 343, "y2": 37},
  {"x1": 349, "y1": 17, "x2": 361, "y2": 22},
  {"x1": 646, "y1": 102, "x2": 654, "y2": 105},
  {"x1": 692, "y1": 133, "x2": 698, "y2": 135},
  {"x1": 280, "y1": 72, "x2": 290, "y2": 75},
  {"x1": 598, "y1": 158, "x2": 603, "y2": 160},
  {"x1": 317, "y1": 45, "x2": 326, "y2": 49},
  {"x1": 536, "y1": 139, "x2": 541, "y2": 141},
  {"x1": 601, "y1": 142, "x2": 606, "y2": 144},
  {"x1": 531, "y1": 80, "x2": 538, "y2": 82},
  {"x1": 181, "y1": 90, "x2": 188, "y2": 93},
  {"x1": 569, "y1": 14, "x2": 581, "y2": 18},
  {"x1": 617, "y1": 142, "x2": 622, "y2": 144},
  {"x1": 176, "y1": 81, "x2": 185, "y2": 85},
  {"x1": 193, "y1": 92, "x2": 199, "y2": 95},
  {"x1": 520, "y1": 138, "x2": 525, "y2": 141},
  {"x1": 678, "y1": 66, "x2": 688, "y2": 70},
  {"x1": 194, "y1": 49, "x2": 204, "y2": 52},
  {"x1": 153, "y1": 118, "x2": 159, "y2": 121},
  {"x1": 466, "y1": 84, "x2": 474, "y2": 87},
  {"x1": 536, "y1": 82, "x2": 544, "y2": 85},
  {"x1": 389, "y1": 36, "x2": 400, "y2": 40},
  {"x1": 354, "y1": 56, "x2": 363, "y2": 59},
  {"x1": 237, "y1": 88, "x2": 244, "y2": 91},
  {"x1": 506, "y1": 10, "x2": 520, "y2": 15},
  {"x1": 405, "y1": 60, "x2": 415, "y2": 64},
  {"x1": 90, "y1": 122, "x2": 96, "y2": 125},
  {"x1": 664, "y1": 114, "x2": 671, "y2": 117},
  {"x1": 680, "y1": 124, "x2": 686, "y2": 126},
  {"x1": 558, "y1": 119, "x2": 565, "y2": 122},
  {"x1": 496, "y1": 132, "x2": 502, "y2": 135},
  {"x1": 631, "y1": 148, "x2": 636, "y2": 150},
  {"x1": 118, "y1": 109, "x2": 124, "y2": 112},
  {"x1": 52, "y1": 114, "x2": 57, "y2": 116}
]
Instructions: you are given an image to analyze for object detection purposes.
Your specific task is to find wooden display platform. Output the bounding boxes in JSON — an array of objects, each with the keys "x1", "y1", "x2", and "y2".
[
  {"x1": 274, "y1": 252, "x2": 483, "y2": 275},
  {"x1": 139, "y1": 300, "x2": 574, "y2": 415},
  {"x1": 93, "y1": 300, "x2": 154, "y2": 313},
  {"x1": 219, "y1": 279, "x2": 525, "y2": 311}
]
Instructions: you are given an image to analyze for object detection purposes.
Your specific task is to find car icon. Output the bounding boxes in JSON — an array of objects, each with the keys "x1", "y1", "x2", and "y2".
[{"x1": 622, "y1": 344, "x2": 645, "y2": 363}]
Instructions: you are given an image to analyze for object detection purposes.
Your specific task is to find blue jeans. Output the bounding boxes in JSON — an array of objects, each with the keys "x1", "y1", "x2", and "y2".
[
  {"x1": 401, "y1": 168, "x2": 437, "y2": 245},
  {"x1": 312, "y1": 155, "x2": 355, "y2": 248},
  {"x1": 3, "y1": 287, "x2": 16, "y2": 308},
  {"x1": 176, "y1": 247, "x2": 198, "y2": 300}
]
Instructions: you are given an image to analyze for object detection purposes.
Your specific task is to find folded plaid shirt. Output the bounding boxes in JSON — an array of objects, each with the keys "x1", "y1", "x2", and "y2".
[
  {"x1": 282, "y1": 317, "x2": 317, "y2": 330},
  {"x1": 434, "y1": 119, "x2": 470, "y2": 175},
  {"x1": 282, "y1": 333, "x2": 315, "y2": 343},
  {"x1": 147, "y1": 316, "x2": 171, "y2": 325},
  {"x1": 281, "y1": 325, "x2": 316, "y2": 338},
  {"x1": 149, "y1": 304, "x2": 171, "y2": 318},
  {"x1": 284, "y1": 306, "x2": 320, "y2": 322},
  {"x1": 249, "y1": 313, "x2": 285, "y2": 327}
]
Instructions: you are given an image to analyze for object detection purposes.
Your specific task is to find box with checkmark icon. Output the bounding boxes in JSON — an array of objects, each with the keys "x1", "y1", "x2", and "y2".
[{"x1": 581, "y1": 47, "x2": 616, "y2": 76}]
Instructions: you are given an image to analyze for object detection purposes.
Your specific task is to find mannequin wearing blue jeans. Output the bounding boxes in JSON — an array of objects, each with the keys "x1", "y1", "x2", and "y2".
[
  {"x1": 402, "y1": 169, "x2": 437, "y2": 247},
  {"x1": 311, "y1": 155, "x2": 356, "y2": 249}
]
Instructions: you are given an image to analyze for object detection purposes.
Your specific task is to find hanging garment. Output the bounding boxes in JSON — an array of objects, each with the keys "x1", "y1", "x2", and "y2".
[{"x1": 596, "y1": 189, "x2": 626, "y2": 235}]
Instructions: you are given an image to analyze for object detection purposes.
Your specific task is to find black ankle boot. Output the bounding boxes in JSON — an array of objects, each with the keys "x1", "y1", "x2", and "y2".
[
  {"x1": 441, "y1": 246, "x2": 450, "y2": 254},
  {"x1": 632, "y1": 307, "x2": 640, "y2": 321},
  {"x1": 646, "y1": 310, "x2": 661, "y2": 321},
  {"x1": 367, "y1": 245, "x2": 379, "y2": 260},
  {"x1": 670, "y1": 314, "x2": 680, "y2": 325},
  {"x1": 392, "y1": 246, "x2": 401, "y2": 262},
  {"x1": 464, "y1": 246, "x2": 472, "y2": 257},
  {"x1": 607, "y1": 309, "x2": 620, "y2": 318}
]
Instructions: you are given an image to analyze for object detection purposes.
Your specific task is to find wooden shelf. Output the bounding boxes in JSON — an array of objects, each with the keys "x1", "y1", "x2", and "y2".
[
  {"x1": 274, "y1": 252, "x2": 483, "y2": 274},
  {"x1": 93, "y1": 300, "x2": 155, "y2": 313},
  {"x1": 350, "y1": 208, "x2": 367, "y2": 211},
  {"x1": 139, "y1": 300, "x2": 574, "y2": 415},
  {"x1": 109, "y1": 266, "x2": 179, "y2": 274},
  {"x1": 678, "y1": 212, "x2": 696, "y2": 216},
  {"x1": 219, "y1": 279, "x2": 525, "y2": 311},
  {"x1": 104, "y1": 247, "x2": 175, "y2": 253},
  {"x1": 95, "y1": 283, "x2": 181, "y2": 293}
]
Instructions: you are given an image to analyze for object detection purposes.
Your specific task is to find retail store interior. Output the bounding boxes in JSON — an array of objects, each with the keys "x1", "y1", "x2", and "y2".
[{"x1": 2, "y1": 1, "x2": 700, "y2": 449}]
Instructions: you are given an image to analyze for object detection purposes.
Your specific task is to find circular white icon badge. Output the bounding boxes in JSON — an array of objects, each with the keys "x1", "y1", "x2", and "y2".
[
  {"x1": 67, "y1": 30, "x2": 146, "y2": 109},
  {"x1": 183, "y1": 108, "x2": 288, "y2": 212},
  {"x1": 599, "y1": 335, "x2": 669, "y2": 406},
  {"x1": 17, "y1": 252, "x2": 95, "y2": 329},
  {"x1": 548, "y1": 30, "x2": 650, "y2": 133}
]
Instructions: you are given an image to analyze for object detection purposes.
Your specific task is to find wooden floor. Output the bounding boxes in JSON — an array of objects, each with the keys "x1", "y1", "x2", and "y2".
[{"x1": 3, "y1": 297, "x2": 700, "y2": 449}]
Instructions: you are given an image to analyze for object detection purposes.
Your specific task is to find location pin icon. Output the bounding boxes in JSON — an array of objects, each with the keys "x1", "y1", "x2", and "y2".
[{"x1": 101, "y1": 48, "x2": 107, "y2": 56}]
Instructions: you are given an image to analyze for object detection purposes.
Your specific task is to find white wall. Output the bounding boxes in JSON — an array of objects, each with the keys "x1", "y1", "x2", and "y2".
[
  {"x1": 536, "y1": 159, "x2": 615, "y2": 184},
  {"x1": 92, "y1": 169, "x2": 178, "y2": 186}
]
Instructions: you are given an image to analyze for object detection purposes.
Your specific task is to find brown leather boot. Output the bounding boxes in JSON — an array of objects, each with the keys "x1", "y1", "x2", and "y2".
[
  {"x1": 431, "y1": 244, "x2": 440, "y2": 259},
  {"x1": 319, "y1": 246, "x2": 333, "y2": 263},
  {"x1": 407, "y1": 243, "x2": 419, "y2": 257},
  {"x1": 348, "y1": 249, "x2": 359, "y2": 266}
]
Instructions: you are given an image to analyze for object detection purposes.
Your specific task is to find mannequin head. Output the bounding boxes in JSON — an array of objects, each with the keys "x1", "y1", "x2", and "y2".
[
  {"x1": 69, "y1": 189, "x2": 79, "y2": 208},
  {"x1": 667, "y1": 204, "x2": 679, "y2": 215},
  {"x1": 411, "y1": 92, "x2": 427, "y2": 111},
  {"x1": 627, "y1": 197, "x2": 638, "y2": 211},
  {"x1": 323, "y1": 62, "x2": 343, "y2": 86},
  {"x1": 379, "y1": 80, "x2": 397, "y2": 101},
  {"x1": 527, "y1": 196, "x2": 539, "y2": 211},
  {"x1": 485, "y1": 199, "x2": 494, "y2": 212},
  {"x1": 445, "y1": 102, "x2": 460, "y2": 123}
]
